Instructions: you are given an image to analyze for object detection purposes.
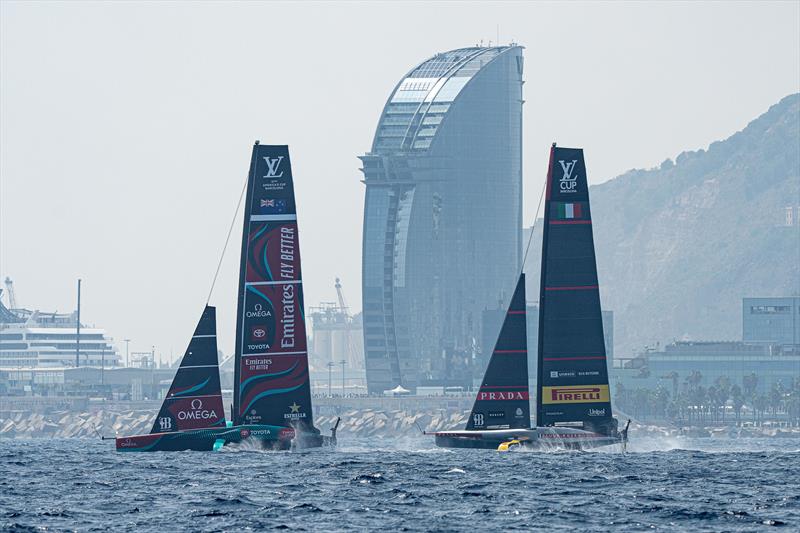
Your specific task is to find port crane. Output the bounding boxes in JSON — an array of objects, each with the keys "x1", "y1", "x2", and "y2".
[{"x1": 4, "y1": 277, "x2": 17, "y2": 309}]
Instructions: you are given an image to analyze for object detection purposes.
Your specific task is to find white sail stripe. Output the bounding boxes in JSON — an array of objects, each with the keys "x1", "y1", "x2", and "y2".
[
  {"x1": 241, "y1": 351, "x2": 308, "y2": 357},
  {"x1": 192, "y1": 334, "x2": 216, "y2": 338},
  {"x1": 179, "y1": 364, "x2": 218, "y2": 369},
  {"x1": 164, "y1": 394, "x2": 223, "y2": 400},
  {"x1": 250, "y1": 214, "x2": 297, "y2": 222},
  {"x1": 245, "y1": 280, "x2": 301, "y2": 286}
]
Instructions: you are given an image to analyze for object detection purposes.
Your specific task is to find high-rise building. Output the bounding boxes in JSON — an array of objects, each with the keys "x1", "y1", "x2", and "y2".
[{"x1": 360, "y1": 45, "x2": 524, "y2": 393}]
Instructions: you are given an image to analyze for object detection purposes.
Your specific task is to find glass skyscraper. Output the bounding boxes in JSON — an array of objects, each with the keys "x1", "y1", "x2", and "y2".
[{"x1": 360, "y1": 45, "x2": 524, "y2": 393}]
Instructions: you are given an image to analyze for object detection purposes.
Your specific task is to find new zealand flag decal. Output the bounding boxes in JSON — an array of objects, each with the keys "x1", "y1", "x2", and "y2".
[{"x1": 258, "y1": 198, "x2": 287, "y2": 214}]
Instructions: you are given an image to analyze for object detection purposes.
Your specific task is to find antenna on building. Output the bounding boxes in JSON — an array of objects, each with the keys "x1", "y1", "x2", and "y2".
[
  {"x1": 76, "y1": 279, "x2": 81, "y2": 368},
  {"x1": 123, "y1": 339, "x2": 131, "y2": 368}
]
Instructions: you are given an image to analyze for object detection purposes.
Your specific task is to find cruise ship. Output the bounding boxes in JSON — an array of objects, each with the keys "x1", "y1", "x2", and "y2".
[{"x1": 0, "y1": 286, "x2": 120, "y2": 369}]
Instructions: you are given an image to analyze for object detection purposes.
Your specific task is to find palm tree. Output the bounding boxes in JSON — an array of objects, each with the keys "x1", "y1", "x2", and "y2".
[
  {"x1": 754, "y1": 394, "x2": 768, "y2": 425},
  {"x1": 743, "y1": 372, "x2": 758, "y2": 398},
  {"x1": 715, "y1": 376, "x2": 731, "y2": 424},
  {"x1": 731, "y1": 384, "x2": 744, "y2": 426},
  {"x1": 661, "y1": 371, "x2": 679, "y2": 398},
  {"x1": 708, "y1": 385, "x2": 719, "y2": 423},
  {"x1": 653, "y1": 385, "x2": 670, "y2": 419}
]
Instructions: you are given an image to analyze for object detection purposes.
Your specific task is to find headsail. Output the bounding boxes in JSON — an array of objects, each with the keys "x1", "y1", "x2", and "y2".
[
  {"x1": 536, "y1": 145, "x2": 614, "y2": 433},
  {"x1": 466, "y1": 274, "x2": 530, "y2": 430},
  {"x1": 150, "y1": 306, "x2": 226, "y2": 433},
  {"x1": 232, "y1": 144, "x2": 315, "y2": 430}
]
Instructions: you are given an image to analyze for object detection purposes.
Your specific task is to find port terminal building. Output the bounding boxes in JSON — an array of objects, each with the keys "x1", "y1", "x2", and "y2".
[{"x1": 614, "y1": 297, "x2": 800, "y2": 394}]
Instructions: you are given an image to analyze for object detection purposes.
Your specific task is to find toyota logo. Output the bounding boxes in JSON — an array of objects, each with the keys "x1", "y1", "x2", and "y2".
[{"x1": 253, "y1": 328, "x2": 266, "y2": 338}]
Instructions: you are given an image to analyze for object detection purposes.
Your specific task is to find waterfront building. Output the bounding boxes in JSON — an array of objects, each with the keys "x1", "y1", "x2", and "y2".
[
  {"x1": 0, "y1": 298, "x2": 120, "y2": 369},
  {"x1": 0, "y1": 366, "x2": 177, "y2": 399},
  {"x1": 309, "y1": 305, "x2": 367, "y2": 395},
  {"x1": 360, "y1": 45, "x2": 524, "y2": 393},
  {"x1": 309, "y1": 306, "x2": 365, "y2": 372},
  {"x1": 742, "y1": 297, "x2": 800, "y2": 346},
  {"x1": 614, "y1": 340, "x2": 800, "y2": 395}
]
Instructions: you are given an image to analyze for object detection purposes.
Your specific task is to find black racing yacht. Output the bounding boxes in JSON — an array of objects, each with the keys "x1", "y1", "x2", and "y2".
[
  {"x1": 433, "y1": 144, "x2": 628, "y2": 450},
  {"x1": 115, "y1": 143, "x2": 338, "y2": 452}
]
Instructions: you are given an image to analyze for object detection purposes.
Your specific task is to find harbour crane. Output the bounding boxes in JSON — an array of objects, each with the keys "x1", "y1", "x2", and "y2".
[
  {"x1": 4, "y1": 277, "x2": 17, "y2": 309},
  {"x1": 334, "y1": 278, "x2": 359, "y2": 389},
  {"x1": 334, "y1": 277, "x2": 349, "y2": 314}
]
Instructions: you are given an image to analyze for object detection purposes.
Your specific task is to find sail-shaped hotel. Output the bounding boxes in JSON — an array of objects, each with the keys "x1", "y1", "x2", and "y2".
[{"x1": 360, "y1": 45, "x2": 524, "y2": 393}]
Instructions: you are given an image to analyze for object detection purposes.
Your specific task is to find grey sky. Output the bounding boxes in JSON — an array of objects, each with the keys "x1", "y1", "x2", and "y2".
[{"x1": 1, "y1": 1, "x2": 798, "y2": 363}]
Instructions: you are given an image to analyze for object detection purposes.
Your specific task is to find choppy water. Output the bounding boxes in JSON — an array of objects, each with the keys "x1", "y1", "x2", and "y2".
[{"x1": 2, "y1": 435, "x2": 799, "y2": 532}]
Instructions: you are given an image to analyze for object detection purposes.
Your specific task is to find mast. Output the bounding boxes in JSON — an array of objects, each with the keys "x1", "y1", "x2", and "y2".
[
  {"x1": 232, "y1": 143, "x2": 316, "y2": 431},
  {"x1": 535, "y1": 146, "x2": 555, "y2": 425},
  {"x1": 536, "y1": 144, "x2": 614, "y2": 433},
  {"x1": 232, "y1": 144, "x2": 260, "y2": 423}
]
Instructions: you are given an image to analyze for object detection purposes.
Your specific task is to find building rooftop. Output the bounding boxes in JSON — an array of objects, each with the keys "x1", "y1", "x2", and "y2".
[{"x1": 370, "y1": 45, "x2": 521, "y2": 154}]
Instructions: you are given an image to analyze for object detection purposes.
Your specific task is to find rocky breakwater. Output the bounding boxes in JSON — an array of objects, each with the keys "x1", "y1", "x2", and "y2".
[
  {"x1": 0, "y1": 408, "x2": 471, "y2": 440},
  {"x1": 317, "y1": 409, "x2": 470, "y2": 438},
  {"x1": 0, "y1": 410, "x2": 154, "y2": 439}
]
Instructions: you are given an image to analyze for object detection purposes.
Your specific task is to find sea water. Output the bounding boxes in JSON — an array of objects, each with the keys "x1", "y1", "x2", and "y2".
[{"x1": 2, "y1": 436, "x2": 799, "y2": 531}]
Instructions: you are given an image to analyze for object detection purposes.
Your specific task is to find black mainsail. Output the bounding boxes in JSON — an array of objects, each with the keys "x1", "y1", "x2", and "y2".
[
  {"x1": 232, "y1": 144, "x2": 316, "y2": 432},
  {"x1": 150, "y1": 306, "x2": 226, "y2": 433},
  {"x1": 536, "y1": 144, "x2": 614, "y2": 433},
  {"x1": 466, "y1": 274, "x2": 530, "y2": 430},
  {"x1": 433, "y1": 144, "x2": 622, "y2": 450}
]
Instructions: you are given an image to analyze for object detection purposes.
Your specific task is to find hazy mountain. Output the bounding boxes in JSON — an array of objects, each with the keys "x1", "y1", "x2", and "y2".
[{"x1": 525, "y1": 93, "x2": 800, "y2": 357}]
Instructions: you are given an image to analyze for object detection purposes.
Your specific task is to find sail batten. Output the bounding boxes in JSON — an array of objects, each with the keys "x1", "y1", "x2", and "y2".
[
  {"x1": 536, "y1": 145, "x2": 614, "y2": 433},
  {"x1": 232, "y1": 144, "x2": 315, "y2": 431}
]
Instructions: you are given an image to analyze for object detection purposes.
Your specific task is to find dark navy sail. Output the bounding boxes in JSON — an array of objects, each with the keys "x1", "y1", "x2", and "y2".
[
  {"x1": 150, "y1": 306, "x2": 226, "y2": 433},
  {"x1": 232, "y1": 144, "x2": 315, "y2": 431},
  {"x1": 466, "y1": 274, "x2": 530, "y2": 430},
  {"x1": 536, "y1": 145, "x2": 614, "y2": 433}
]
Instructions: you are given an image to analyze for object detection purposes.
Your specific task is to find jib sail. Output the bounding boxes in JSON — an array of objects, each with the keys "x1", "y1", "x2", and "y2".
[
  {"x1": 536, "y1": 145, "x2": 614, "y2": 433},
  {"x1": 466, "y1": 274, "x2": 530, "y2": 430},
  {"x1": 150, "y1": 306, "x2": 226, "y2": 433},
  {"x1": 232, "y1": 143, "x2": 315, "y2": 430}
]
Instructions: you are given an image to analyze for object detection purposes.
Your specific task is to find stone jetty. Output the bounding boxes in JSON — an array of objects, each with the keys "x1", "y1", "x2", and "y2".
[{"x1": 0, "y1": 408, "x2": 472, "y2": 440}]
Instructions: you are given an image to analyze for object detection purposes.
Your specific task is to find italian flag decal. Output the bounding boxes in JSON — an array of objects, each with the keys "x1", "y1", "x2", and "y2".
[{"x1": 556, "y1": 202, "x2": 583, "y2": 219}]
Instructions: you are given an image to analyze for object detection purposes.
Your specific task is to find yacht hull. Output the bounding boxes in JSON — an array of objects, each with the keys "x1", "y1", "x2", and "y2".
[
  {"x1": 434, "y1": 427, "x2": 622, "y2": 450},
  {"x1": 115, "y1": 424, "x2": 334, "y2": 452}
]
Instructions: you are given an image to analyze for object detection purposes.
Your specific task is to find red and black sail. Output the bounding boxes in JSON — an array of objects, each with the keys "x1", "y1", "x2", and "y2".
[
  {"x1": 466, "y1": 274, "x2": 530, "y2": 430},
  {"x1": 536, "y1": 145, "x2": 614, "y2": 433},
  {"x1": 150, "y1": 306, "x2": 226, "y2": 433},
  {"x1": 232, "y1": 144, "x2": 315, "y2": 431}
]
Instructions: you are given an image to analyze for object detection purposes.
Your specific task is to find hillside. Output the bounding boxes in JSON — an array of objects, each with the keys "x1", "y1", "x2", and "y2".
[{"x1": 525, "y1": 94, "x2": 800, "y2": 357}]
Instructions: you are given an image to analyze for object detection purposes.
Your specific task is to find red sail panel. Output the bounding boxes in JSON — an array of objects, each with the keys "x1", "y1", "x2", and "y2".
[
  {"x1": 536, "y1": 145, "x2": 615, "y2": 435},
  {"x1": 150, "y1": 306, "x2": 226, "y2": 433},
  {"x1": 232, "y1": 144, "x2": 315, "y2": 430}
]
